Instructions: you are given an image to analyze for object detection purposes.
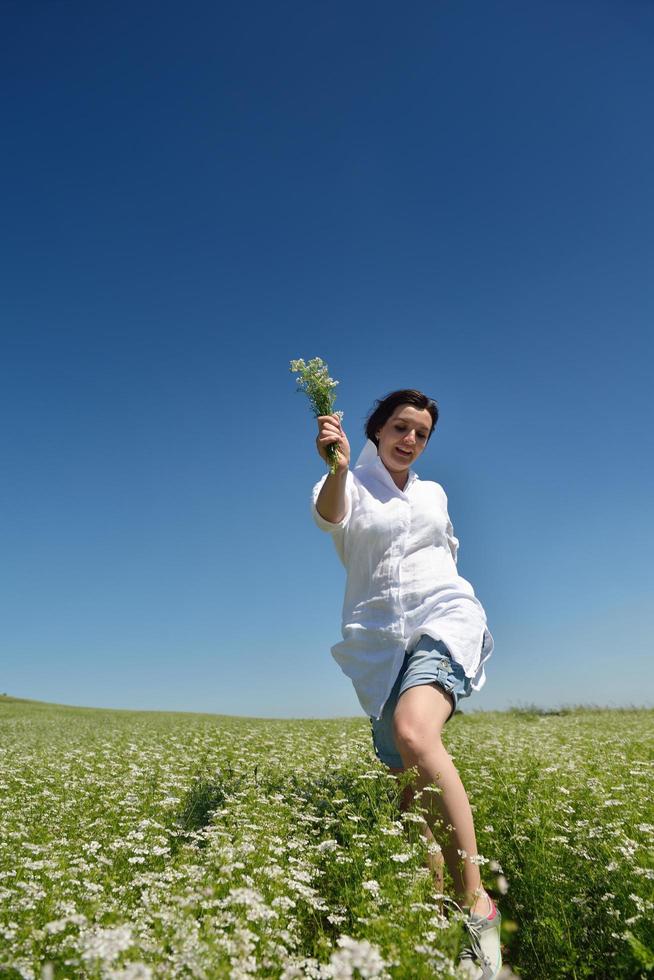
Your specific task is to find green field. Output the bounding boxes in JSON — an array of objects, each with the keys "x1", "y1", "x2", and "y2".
[{"x1": 0, "y1": 695, "x2": 652, "y2": 979}]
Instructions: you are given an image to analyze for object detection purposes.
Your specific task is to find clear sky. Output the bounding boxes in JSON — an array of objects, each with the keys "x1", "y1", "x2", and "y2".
[{"x1": 2, "y1": 1, "x2": 653, "y2": 718}]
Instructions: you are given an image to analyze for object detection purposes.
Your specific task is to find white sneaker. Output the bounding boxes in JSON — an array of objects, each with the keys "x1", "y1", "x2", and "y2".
[{"x1": 458, "y1": 894, "x2": 502, "y2": 979}]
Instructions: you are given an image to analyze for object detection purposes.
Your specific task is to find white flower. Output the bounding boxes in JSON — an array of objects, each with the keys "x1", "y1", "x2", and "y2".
[
  {"x1": 271, "y1": 895, "x2": 297, "y2": 910},
  {"x1": 326, "y1": 935, "x2": 390, "y2": 979},
  {"x1": 401, "y1": 812, "x2": 426, "y2": 824},
  {"x1": 43, "y1": 919, "x2": 69, "y2": 935},
  {"x1": 79, "y1": 924, "x2": 134, "y2": 963},
  {"x1": 468, "y1": 854, "x2": 490, "y2": 866}
]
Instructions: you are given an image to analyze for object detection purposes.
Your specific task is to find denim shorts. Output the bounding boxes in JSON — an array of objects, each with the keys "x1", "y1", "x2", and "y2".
[{"x1": 369, "y1": 634, "x2": 473, "y2": 769}]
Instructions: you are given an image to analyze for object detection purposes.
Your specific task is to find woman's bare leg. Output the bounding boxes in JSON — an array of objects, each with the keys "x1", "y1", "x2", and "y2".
[
  {"x1": 392, "y1": 683, "x2": 491, "y2": 915},
  {"x1": 388, "y1": 764, "x2": 445, "y2": 903}
]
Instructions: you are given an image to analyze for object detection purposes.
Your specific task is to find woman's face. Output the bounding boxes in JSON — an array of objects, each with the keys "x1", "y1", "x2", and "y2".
[{"x1": 375, "y1": 404, "x2": 433, "y2": 478}]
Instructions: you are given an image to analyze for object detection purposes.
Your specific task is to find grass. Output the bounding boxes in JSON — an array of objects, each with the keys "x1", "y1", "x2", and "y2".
[{"x1": 0, "y1": 695, "x2": 652, "y2": 978}]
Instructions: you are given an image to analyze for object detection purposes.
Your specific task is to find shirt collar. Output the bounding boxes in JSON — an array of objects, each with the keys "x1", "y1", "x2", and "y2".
[{"x1": 354, "y1": 439, "x2": 418, "y2": 497}]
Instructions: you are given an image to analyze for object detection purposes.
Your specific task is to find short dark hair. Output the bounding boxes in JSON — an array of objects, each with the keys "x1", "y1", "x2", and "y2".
[{"x1": 364, "y1": 389, "x2": 439, "y2": 448}]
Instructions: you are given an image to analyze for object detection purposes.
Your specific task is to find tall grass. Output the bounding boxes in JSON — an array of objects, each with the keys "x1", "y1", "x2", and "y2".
[{"x1": 0, "y1": 696, "x2": 652, "y2": 978}]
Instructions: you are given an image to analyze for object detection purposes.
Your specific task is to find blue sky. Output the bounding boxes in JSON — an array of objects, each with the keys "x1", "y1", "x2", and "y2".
[{"x1": 2, "y1": 1, "x2": 653, "y2": 717}]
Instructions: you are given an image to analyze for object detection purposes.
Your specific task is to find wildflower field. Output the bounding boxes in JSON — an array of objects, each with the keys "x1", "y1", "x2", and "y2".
[{"x1": 0, "y1": 695, "x2": 652, "y2": 979}]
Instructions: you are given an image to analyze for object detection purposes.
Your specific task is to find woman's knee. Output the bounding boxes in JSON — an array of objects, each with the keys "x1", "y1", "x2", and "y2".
[
  {"x1": 394, "y1": 726, "x2": 445, "y2": 761},
  {"x1": 392, "y1": 709, "x2": 448, "y2": 758},
  {"x1": 393, "y1": 684, "x2": 453, "y2": 753}
]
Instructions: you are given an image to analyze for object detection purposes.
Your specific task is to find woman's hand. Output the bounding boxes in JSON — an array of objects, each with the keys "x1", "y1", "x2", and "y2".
[{"x1": 316, "y1": 414, "x2": 350, "y2": 473}]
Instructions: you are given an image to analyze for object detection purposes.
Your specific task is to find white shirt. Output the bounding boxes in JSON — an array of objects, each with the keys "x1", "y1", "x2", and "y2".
[{"x1": 311, "y1": 439, "x2": 494, "y2": 720}]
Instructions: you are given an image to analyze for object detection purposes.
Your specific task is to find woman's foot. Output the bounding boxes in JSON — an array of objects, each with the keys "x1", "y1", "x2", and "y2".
[{"x1": 458, "y1": 893, "x2": 502, "y2": 980}]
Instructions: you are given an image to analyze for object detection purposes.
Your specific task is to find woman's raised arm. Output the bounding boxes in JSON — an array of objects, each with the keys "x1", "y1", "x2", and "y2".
[{"x1": 315, "y1": 414, "x2": 351, "y2": 523}]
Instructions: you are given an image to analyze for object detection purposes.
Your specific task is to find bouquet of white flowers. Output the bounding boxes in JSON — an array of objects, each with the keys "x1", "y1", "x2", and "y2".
[{"x1": 289, "y1": 357, "x2": 344, "y2": 475}]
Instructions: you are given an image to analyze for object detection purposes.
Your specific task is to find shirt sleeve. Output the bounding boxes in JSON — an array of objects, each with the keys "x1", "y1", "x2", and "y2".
[
  {"x1": 311, "y1": 470, "x2": 353, "y2": 534},
  {"x1": 441, "y1": 488, "x2": 459, "y2": 565},
  {"x1": 446, "y1": 513, "x2": 460, "y2": 565}
]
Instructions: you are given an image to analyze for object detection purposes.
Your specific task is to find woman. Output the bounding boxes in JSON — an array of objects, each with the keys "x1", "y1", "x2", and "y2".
[{"x1": 311, "y1": 389, "x2": 502, "y2": 979}]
